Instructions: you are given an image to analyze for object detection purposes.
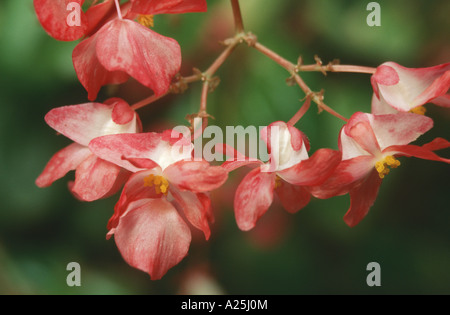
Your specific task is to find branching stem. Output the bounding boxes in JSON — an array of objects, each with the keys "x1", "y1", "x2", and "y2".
[{"x1": 230, "y1": 0, "x2": 245, "y2": 33}]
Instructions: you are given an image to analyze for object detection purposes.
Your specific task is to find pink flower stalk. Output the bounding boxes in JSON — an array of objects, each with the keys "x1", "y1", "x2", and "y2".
[
  {"x1": 36, "y1": 98, "x2": 141, "y2": 201},
  {"x1": 88, "y1": 130, "x2": 228, "y2": 279},
  {"x1": 33, "y1": 0, "x2": 208, "y2": 100},
  {"x1": 371, "y1": 62, "x2": 450, "y2": 114},
  {"x1": 219, "y1": 121, "x2": 341, "y2": 231},
  {"x1": 308, "y1": 111, "x2": 450, "y2": 227}
]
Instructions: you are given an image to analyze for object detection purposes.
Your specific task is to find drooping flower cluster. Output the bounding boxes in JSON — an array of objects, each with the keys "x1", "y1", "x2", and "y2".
[
  {"x1": 34, "y1": 0, "x2": 216, "y2": 279},
  {"x1": 34, "y1": 0, "x2": 207, "y2": 100},
  {"x1": 308, "y1": 111, "x2": 449, "y2": 227},
  {"x1": 89, "y1": 130, "x2": 228, "y2": 279},
  {"x1": 34, "y1": 0, "x2": 449, "y2": 280},
  {"x1": 219, "y1": 121, "x2": 342, "y2": 231}
]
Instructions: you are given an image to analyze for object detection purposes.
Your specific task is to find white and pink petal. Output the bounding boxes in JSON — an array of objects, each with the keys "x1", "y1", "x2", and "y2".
[
  {"x1": 260, "y1": 121, "x2": 309, "y2": 172},
  {"x1": 89, "y1": 132, "x2": 192, "y2": 173},
  {"x1": 345, "y1": 117, "x2": 381, "y2": 158},
  {"x1": 369, "y1": 112, "x2": 433, "y2": 151},
  {"x1": 340, "y1": 112, "x2": 433, "y2": 159},
  {"x1": 113, "y1": 198, "x2": 192, "y2": 280},
  {"x1": 44, "y1": 101, "x2": 138, "y2": 147}
]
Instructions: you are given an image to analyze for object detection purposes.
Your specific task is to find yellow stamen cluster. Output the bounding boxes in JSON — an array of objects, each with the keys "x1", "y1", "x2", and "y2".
[
  {"x1": 137, "y1": 15, "x2": 155, "y2": 28},
  {"x1": 144, "y1": 174, "x2": 169, "y2": 195},
  {"x1": 410, "y1": 106, "x2": 426, "y2": 115},
  {"x1": 274, "y1": 176, "x2": 283, "y2": 189},
  {"x1": 375, "y1": 155, "x2": 401, "y2": 179}
]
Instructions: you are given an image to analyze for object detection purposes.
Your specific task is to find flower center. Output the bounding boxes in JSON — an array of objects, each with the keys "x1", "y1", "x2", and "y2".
[
  {"x1": 143, "y1": 174, "x2": 169, "y2": 195},
  {"x1": 409, "y1": 106, "x2": 426, "y2": 115},
  {"x1": 274, "y1": 175, "x2": 283, "y2": 189},
  {"x1": 375, "y1": 155, "x2": 401, "y2": 179},
  {"x1": 137, "y1": 15, "x2": 155, "y2": 28}
]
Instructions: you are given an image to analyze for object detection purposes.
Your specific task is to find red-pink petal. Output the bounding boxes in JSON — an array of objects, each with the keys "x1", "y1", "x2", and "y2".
[
  {"x1": 113, "y1": 198, "x2": 191, "y2": 280},
  {"x1": 121, "y1": 156, "x2": 159, "y2": 170},
  {"x1": 95, "y1": 19, "x2": 181, "y2": 97},
  {"x1": 421, "y1": 137, "x2": 450, "y2": 152},
  {"x1": 221, "y1": 159, "x2": 263, "y2": 173},
  {"x1": 414, "y1": 70, "x2": 450, "y2": 107},
  {"x1": 344, "y1": 169, "x2": 383, "y2": 227},
  {"x1": 84, "y1": 0, "x2": 115, "y2": 37},
  {"x1": 44, "y1": 101, "x2": 138, "y2": 146},
  {"x1": 70, "y1": 155, "x2": 122, "y2": 201},
  {"x1": 34, "y1": 0, "x2": 87, "y2": 41},
  {"x1": 129, "y1": 0, "x2": 207, "y2": 15},
  {"x1": 72, "y1": 34, "x2": 130, "y2": 101},
  {"x1": 170, "y1": 187, "x2": 212, "y2": 240},
  {"x1": 108, "y1": 98, "x2": 136, "y2": 125},
  {"x1": 214, "y1": 142, "x2": 249, "y2": 161},
  {"x1": 159, "y1": 0, "x2": 207, "y2": 14},
  {"x1": 275, "y1": 181, "x2": 311, "y2": 214},
  {"x1": 347, "y1": 121, "x2": 381, "y2": 157},
  {"x1": 164, "y1": 160, "x2": 228, "y2": 193},
  {"x1": 287, "y1": 124, "x2": 305, "y2": 151},
  {"x1": 108, "y1": 170, "x2": 162, "y2": 232},
  {"x1": 385, "y1": 139, "x2": 450, "y2": 164},
  {"x1": 214, "y1": 143, "x2": 262, "y2": 172},
  {"x1": 98, "y1": 168, "x2": 132, "y2": 200},
  {"x1": 36, "y1": 143, "x2": 91, "y2": 188},
  {"x1": 234, "y1": 168, "x2": 275, "y2": 231},
  {"x1": 372, "y1": 64, "x2": 400, "y2": 86},
  {"x1": 277, "y1": 148, "x2": 342, "y2": 186},
  {"x1": 129, "y1": 0, "x2": 182, "y2": 15},
  {"x1": 307, "y1": 155, "x2": 376, "y2": 199},
  {"x1": 431, "y1": 94, "x2": 450, "y2": 107}
]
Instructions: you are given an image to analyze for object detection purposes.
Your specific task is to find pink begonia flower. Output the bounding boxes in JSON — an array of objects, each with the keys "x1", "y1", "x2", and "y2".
[
  {"x1": 88, "y1": 130, "x2": 228, "y2": 279},
  {"x1": 371, "y1": 62, "x2": 450, "y2": 114},
  {"x1": 218, "y1": 121, "x2": 341, "y2": 231},
  {"x1": 36, "y1": 98, "x2": 141, "y2": 201},
  {"x1": 34, "y1": 0, "x2": 208, "y2": 100},
  {"x1": 308, "y1": 111, "x2": 450, "y2": 227}
]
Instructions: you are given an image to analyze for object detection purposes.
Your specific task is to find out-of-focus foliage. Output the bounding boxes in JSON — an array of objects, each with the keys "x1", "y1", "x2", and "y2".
[{"x1": 0, "y1": 0, "x2": 449, "y2": 294}]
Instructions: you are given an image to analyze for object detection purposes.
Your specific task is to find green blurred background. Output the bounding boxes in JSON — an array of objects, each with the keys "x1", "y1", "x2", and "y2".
[{"x1": 0, "y1": 0, "x2": 449, "y2": 294}]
